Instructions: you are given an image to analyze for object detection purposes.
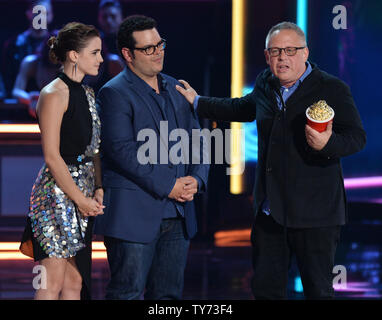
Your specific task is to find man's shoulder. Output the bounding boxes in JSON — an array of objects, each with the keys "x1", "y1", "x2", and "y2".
[
  {"x1": 253, "y1": 68, "x2": 272, "y2": 92},
  {"x1": 313, "y1": 67, "x2": 337, "y2": 82},
  {"x1": 313, "y1": 67, "x2": 350, "y2": 91},
  {"x1": 160, "y1": 73, "x2": 180, "y2": 86},
  {"x1": 255, "y1": 68, "x2": 271, "y2": 82},
  {"x1": 99, "y1": 70, "x2": 128, "y2": 94}
]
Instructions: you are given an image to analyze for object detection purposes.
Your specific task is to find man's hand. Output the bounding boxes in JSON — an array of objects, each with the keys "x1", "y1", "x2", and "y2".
[
  {"x1": 168, "y1": 176, "x2": 198, "y2": 202},
  {"x1": 175, "y1": 80, "x2": 198, "y2": 105},
  {"x1": 168, "y1": 178, "x2": 187, "y2": 202},
  {"x1": 305, "y1": 120, "x2": 333, "y2": 151},
  {"x1": 179, "y1": 176, "x2": 198, "y2": 202}
]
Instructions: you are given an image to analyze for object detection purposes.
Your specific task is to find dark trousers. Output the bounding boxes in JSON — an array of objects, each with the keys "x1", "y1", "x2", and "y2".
[
  {"x1": 104, "y1": 218, "x2": 190, "y2": 300},
  {"x1": 251, "y1": 211, "x2": 341, "y2": 299}
]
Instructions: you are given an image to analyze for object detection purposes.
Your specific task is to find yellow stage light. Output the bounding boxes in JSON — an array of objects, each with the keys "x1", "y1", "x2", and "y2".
[{"x1": 230, "y1": 0, "x2": 246, "y2": 194}]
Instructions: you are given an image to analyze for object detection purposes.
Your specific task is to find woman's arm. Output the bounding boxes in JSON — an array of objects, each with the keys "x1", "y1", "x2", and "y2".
[
  {"x1": 93, "y1": 153, "x2": 104, "y2": 206},
  {"x1": 37, "y1": 86, "x2": 104, "y2": 216}
]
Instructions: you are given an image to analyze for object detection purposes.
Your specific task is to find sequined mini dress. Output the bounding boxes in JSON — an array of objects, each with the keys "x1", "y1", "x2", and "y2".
[{"x1": 20, "y1": 72, "x2": 101, "y2": 298}]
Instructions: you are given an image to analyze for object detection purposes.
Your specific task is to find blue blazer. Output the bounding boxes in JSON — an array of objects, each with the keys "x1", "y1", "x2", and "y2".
[{"x1": 93, "y1": 67, "x2": 209, "y2": 242}]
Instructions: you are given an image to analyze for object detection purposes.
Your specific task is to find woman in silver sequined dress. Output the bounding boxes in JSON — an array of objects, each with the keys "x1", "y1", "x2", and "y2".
[{"x1": 20, "y1": 22, "x2": 104, "y2": 300}]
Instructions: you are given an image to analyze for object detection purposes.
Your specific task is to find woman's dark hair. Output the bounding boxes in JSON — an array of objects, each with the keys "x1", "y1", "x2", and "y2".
[
  {"x1": 117, "y1": 15, "x2": 157, "y2": 58},
  {"x1": 48, "y1": 22, "x2": 100, "y2": 64},
  {"x1": 37, "y1": 31, "x2": 58, "y2": 66}
]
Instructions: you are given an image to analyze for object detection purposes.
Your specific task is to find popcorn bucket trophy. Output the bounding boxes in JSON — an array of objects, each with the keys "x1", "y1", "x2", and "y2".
[{"x1": 306, "y1": 100, "x2": 335, "y2": 133}]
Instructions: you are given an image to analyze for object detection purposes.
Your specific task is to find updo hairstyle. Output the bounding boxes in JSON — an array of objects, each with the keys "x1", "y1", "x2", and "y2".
[{"x1": 48, "y1": 22, "x2": 100, "y2": 64}]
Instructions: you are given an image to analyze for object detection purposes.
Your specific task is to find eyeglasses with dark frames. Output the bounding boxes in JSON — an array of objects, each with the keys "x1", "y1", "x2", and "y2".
[
  {"x1": 133, "y1": 39, "x2": 167, "y2": 55},
  {"x1": 267, "y1": 46, "x2": 305, "y2": 57}
]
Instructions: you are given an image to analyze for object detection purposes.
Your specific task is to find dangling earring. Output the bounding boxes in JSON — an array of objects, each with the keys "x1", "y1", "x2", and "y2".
[{"x1": 72, "y1": 62, "x2": 77, "y2": 76}]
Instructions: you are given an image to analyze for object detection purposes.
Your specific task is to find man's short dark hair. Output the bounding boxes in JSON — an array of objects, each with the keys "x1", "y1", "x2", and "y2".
[{"x1": 117, "y1": 15, "x2": 157, "y2": 58}]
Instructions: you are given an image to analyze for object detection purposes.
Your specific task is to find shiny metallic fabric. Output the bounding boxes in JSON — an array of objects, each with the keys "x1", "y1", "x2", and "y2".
[
  {"x1": 28, "y1": 85, "x2": 101, "y2": 259},
  {"x1": 29, "y1": 163, "x2": 94, "y2": 258},
  {"x1": 81, "y1": 85, "x2": 101, "y2": 159}
]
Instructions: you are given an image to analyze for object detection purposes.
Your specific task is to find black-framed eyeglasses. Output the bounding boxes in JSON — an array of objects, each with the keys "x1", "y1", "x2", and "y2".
[
  {"x1": 133, "y1": 39, "x2": 166, "y2": 55},
  {"x1": 267, "y1": 46, "x2": 305, "y2": 57}
]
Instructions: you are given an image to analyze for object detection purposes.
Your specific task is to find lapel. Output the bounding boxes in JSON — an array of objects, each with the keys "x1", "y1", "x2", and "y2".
[
  {"x1": 122, "y1": 68, "x2": 162, "y2": 132},
  {"x1": 264, "y1": 73, "x2": 283, "y2": 113},
  {"x1": 165, "y1": 78, "x2": 185, "y2": 129}
]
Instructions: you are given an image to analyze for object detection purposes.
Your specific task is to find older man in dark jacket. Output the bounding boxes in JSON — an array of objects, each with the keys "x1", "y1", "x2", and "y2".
[{"x1": 176, "y1": 21, "x2": 366, "y2": 299}]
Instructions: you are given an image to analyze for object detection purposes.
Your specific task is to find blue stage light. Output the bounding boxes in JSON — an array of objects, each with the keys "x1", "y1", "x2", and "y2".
[
  {"x1": 294, "y1": 276, "x2": 304, "y2": 293},
  {"x1": 297, "y1": 0, "x2": 308, "y2": 36}
]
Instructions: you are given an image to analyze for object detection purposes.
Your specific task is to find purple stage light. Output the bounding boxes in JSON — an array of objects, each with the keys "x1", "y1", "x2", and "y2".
[{"x1": 344, "y1": 176, "x2": 382, "y2": 189}]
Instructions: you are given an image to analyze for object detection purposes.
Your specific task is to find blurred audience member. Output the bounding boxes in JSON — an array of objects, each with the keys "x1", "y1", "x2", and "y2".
[
  {"x1": 84, "y1": 0, "x2": 124, "y2": 93},
  {"x1": 2, "y1": 0, "x2": 54, "y2": 96},
  {"x1": 12, "y1": 35, "x2": 59, "y2": 118},
  {"x1": 98, "y1": 0, "x2": 123, "y2": 54}
]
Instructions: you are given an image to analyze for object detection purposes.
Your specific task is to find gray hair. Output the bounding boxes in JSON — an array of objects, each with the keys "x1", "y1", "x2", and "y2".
[{"x1": 265, "y1": 22, "x2": 307, "y2": 48}]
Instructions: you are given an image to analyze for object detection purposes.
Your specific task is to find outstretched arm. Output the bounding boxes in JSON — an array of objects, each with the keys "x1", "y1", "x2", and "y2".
[{"x1": 176, "y1": 79, "x2": 257, "y2": 122}]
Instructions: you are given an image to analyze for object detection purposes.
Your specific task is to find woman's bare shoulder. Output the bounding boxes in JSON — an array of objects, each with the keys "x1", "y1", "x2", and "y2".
[
  {"x1": 38, "y1": 78, "x2": 69, "y2": 114},
  {"x1": 40, "y1": 78, "x2": 69, "y2": 104}
]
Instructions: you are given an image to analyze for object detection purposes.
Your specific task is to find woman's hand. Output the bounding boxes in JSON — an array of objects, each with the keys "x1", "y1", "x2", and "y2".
[
  {"x1": 94, "y1": 188, "x2": 104, "y2": 208},
  {"x1": 76, "y1": 196, "x2": 105, "y2": 217}
]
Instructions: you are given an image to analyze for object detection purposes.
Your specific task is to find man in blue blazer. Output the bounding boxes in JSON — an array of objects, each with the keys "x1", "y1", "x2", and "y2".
[{"x1": 94, "y1": 15, "x2": 209, "y2": 300}]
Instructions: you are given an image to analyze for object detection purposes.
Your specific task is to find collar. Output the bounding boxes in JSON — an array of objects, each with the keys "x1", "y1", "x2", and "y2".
[
  {"x1": 297, "y1": 61, "x2": 312, "y2": 84},
  {"x1": 157, "y1": 73, "x2": 168, "y2": 93},
  {"x1": 126, "y1": 67, "x2": 167, "y2": 94}
]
